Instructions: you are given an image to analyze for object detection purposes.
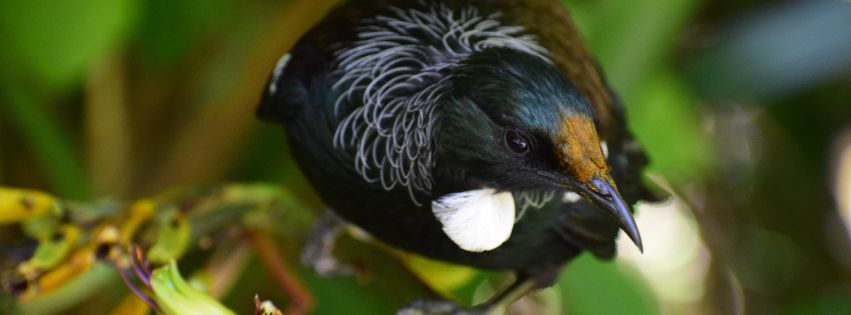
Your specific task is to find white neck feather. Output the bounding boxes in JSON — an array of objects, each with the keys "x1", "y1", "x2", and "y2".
[{"x1": 432, "y1": 188, "x2": 516, "y2": 252}]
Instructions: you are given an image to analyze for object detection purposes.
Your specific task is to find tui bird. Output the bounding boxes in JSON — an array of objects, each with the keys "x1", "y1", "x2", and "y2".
[{"x1": 258, "y1": 0, "x2": 656, "y2": 313}]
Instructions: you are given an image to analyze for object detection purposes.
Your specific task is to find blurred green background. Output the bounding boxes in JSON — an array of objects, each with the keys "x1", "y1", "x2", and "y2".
[{"x1": 1, "y1": 0, "x2": 851, "y2": 314}]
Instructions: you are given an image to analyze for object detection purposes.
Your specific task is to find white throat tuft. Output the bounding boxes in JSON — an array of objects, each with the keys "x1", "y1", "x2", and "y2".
[{"x1": 432, "y1": 188, "x2": 516, "y2": 252}]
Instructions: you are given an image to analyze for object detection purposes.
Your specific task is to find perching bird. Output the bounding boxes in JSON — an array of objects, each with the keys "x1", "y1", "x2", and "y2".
[{"x1": 259, "y1": 0, "x2": 655, "y2": 313}]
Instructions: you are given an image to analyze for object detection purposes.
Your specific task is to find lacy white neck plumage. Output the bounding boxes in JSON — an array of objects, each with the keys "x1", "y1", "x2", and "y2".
[
  {"x1": 331, "y1": 3, "x2": 550, "y2": 206},
  {"x1": 515, "y1": 190, "x2": 558, "y2": 219}
]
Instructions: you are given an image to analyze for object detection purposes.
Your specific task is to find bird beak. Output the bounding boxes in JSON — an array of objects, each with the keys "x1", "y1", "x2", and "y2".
[
  {"x1": 570, "y1": 176, "x2": 643, "y2": 252},
  {"x1": 537, "y1": 169, "x2": 643, "y2": 251},
  {"x1": 551, "y1": 114, "x2": 643, "y2": 251}
]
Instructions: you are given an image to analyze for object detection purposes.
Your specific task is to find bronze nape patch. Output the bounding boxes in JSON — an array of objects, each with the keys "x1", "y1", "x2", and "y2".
[{"x1": 555, "y1": 115, "x2": 608, "y2": 183}]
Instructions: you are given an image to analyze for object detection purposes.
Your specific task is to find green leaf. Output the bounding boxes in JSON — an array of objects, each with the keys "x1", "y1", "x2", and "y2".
[
  {"x1": 558, "y1": 254, "x2": 659, "y2": 315},
  {"x1": 578, "y1": 0, "x2": 700, "y2": 99},
  {"x1": 0, "y1": 0, "x2": 138, "y2": 90},
  {"x1": 147, "y1": 211, "x2": 191, "y2": 264},
  {"x1": 0, "y1": 81, "x2": 90, "y2": 199},
  {"x1": 151, "y1": 261, "x2": 237, "y2": 315},
  {"x1": 627, "y1": 71, "x2": 715, "y2": 182},
  {"x1": 134, "y1": 0, "x2": 233, "y2": 65}
]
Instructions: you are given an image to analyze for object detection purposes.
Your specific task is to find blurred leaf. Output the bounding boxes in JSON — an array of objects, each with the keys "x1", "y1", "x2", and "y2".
[
  {"x1": 628, "y1": 71, "x2": 714, "y2": 182},
  {"x1": 134, "y1": 0, "x2": 234, "y2": 65},
  {"x1": 578, "y1": 0, "x2": 699, "y2": 99},
  {"x1": 558, "y1": 254, "x2": 659, "y2": 315},
  {"x1": 559, "y1": 0, "x2": 594, "y2": 35},
  {"x1": 304, "y1": 236, "x2": 432, "y2": 315},
  {"x1": 400, "y1": 254, "x2": 478, "y2": 299},
  {"x1": 0, "y1": 0, "x2": 138, "y2": 90},
  {"x1": 305, "y1": 273, "x2": 401, "y2": 315},
  {"x1": 0, "y1": 81, "x2": 89, "y2": 199},
  {"x1": 221, "y1": 235, "x2": 430, "y2": 315},
  {"x1": 686, "y1": 1, "x2": 851, "y2": 102},
  {"x1": 15, "y1": 265, "x2": 121, "y2": 315},
  {"x1": 784, "y1": 289, "x2": 851, "y2": 315}
]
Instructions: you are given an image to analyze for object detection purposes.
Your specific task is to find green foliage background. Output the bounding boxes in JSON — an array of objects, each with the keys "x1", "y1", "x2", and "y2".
[{"x1": 1, "y1": 0, "x2": 851, "y2": 314}]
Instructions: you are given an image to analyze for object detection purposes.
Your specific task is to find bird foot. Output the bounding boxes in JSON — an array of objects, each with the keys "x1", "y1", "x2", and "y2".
[
  {"x1": 397, "y1": 300, "x2": 492, "y2": 315},
  {"x1": 300, "y1": 211, "x2": 354, "y2": 277}
]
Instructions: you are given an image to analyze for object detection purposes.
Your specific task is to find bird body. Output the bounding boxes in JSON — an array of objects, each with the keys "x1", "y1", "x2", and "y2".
[{"x1": 260, "y1": 0, "x2": 653, "y2": 290}]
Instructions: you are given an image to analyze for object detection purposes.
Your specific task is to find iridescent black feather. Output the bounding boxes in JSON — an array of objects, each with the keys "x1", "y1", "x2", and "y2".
[{"x1": 258, "y1": 0, "x2": 654, "y2": 273}]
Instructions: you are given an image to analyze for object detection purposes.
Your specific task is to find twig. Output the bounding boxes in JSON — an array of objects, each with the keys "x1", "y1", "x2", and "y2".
[{"x1": 246, "y1": 231, "x2": 314, "y2": 315}]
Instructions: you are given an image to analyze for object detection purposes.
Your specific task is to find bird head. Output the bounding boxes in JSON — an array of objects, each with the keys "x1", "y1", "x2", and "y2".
[{"x1": 435, "y1": 48, "x2": 642, "y2": 250}]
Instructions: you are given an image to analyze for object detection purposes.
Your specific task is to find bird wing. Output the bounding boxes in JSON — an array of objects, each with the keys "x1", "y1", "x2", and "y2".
[{"x1": 256, "y1": 3, "x2": 362, "y2": 123}]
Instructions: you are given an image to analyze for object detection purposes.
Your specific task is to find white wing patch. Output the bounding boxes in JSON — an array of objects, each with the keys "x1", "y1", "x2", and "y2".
[
  {"x1": 332, "y1": 3, "x2": 550, "y2": 205},
  {"x1": 268, "y1": 53, "x2": 291, "y2": 95},
  {"x1": 432, "y1": 188, "x2": 516, "y2": 252}
]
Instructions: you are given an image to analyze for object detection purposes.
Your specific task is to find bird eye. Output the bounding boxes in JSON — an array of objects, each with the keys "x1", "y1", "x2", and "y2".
[{"x1": 504, "y1": 128, "x2": 530, "y2": 154}]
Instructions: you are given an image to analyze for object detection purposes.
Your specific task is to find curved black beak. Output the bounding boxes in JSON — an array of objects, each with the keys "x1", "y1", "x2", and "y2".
[
  {"x1": 538, "y1": 171, "x2": 643, "y2": 251},
  {"x1": 580, "y1": 177, "x2": 643, "y2": 252},
  {"x1": 549, "y1": 114, "x2": 641, "y2": 251}
]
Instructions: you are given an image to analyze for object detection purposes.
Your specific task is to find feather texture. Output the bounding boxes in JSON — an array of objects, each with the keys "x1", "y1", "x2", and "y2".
[{"x1": 331, "y1": 2, "x2": 550, "y2": 205}]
